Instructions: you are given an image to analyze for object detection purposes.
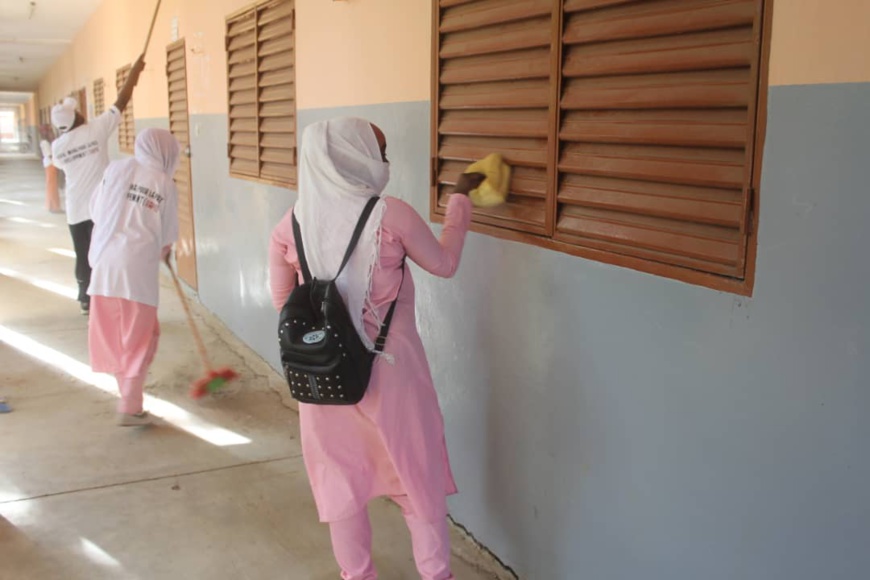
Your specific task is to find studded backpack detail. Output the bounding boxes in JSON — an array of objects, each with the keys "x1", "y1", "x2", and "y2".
[{"x1": 278, "y1": 197, "x2": 402, "y2": 405}]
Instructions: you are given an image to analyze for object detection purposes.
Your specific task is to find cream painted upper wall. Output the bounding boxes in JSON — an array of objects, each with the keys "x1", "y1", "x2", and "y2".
[
  {"x1": 295, "y1": 0, "x2": 432, "y2": 109},
  {"x1": 37, "y1": 0, "x2": 254, "y2": 119},
  {"x1": 38, "y1": 0, "x2": 431, "y2": 118},
  {"x1": 36, "y1": 0, "x2": 869, "y2": 122},
  {"x1": 769, "y1": 0, "x2": 870, "y2": 86}
]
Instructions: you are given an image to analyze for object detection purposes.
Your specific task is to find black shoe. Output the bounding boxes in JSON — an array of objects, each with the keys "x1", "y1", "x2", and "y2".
[{"x1": 80, "y1": 301, "x2": 90, "y2": 315}]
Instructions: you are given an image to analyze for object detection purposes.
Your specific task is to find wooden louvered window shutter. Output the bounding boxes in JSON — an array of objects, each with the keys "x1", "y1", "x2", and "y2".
[
  {"x1": 116, "y1": 65, "x2": 135, "y2": 154},
  {"x1": 93, "y1": 78, "x2": 105, "y2": 117},
  {"x1": 226, "y1": 0, "x2": 297, "y2": 188},
  {"x1": 432, "y1": 0, "x2": 771, "y2": 295}
]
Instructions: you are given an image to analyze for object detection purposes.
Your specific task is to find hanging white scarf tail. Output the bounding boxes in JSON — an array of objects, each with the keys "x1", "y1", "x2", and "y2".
[{"x1": 295, "y1": 117, "x2": 393, "y2": 356}]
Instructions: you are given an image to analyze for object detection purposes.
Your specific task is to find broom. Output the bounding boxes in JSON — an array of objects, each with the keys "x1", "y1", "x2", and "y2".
[
  {"x1": 142, "y1": 0, "x2": 163, "y2": 54},
  {"x1": 165, "y1": 257, "x2": 239, "y2": 399}
]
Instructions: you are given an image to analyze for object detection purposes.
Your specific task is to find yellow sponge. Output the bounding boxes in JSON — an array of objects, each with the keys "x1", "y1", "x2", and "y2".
[{"x1": 464, "y1": 153, "x2": 511, "y2": 208}]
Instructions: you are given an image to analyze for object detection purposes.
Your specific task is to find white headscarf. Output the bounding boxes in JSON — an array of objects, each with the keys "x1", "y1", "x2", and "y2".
[
  {"x1": 51, "y1": 97, "x2": 78, "y2": 133},
  {"x1": 294, "y1": 117, "x2": 390, "y2": 351},
  {"x1": 135, "y1": 127, "x2": 181, "y2": 176}
]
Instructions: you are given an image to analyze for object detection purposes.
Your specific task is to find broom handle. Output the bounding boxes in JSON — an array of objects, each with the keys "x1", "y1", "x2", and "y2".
[
  {"x1": 166, "y1": 259, "x2": 213, "y2": 372},
  {"x1": 142, "y1": 0, "x2": 163, "y2": 54}
]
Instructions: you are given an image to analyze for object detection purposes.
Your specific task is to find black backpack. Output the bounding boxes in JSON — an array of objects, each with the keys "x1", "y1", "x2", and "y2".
[{"x1": 278, "y1": 197, "x2": 401, "y2": 405}]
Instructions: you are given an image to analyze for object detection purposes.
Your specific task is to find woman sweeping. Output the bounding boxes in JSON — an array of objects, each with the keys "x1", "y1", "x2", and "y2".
[
  {"x1": 269, "y1": 118, "x2": 484, "y2": 580},
  {"x1": 88, "y1": 128, "x2": 180, "y2": 426}
]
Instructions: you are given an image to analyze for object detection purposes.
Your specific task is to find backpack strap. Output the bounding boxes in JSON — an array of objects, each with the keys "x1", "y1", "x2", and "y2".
[
  {"x1": 291, "y1": 212, "x2": 313, "y2": 284},
  {"x1": 291, "y1": 196, "x2": 380, "y2": 284},
  {"x1": 336, "y1": 197, "x2": 380, "y2": 279},
  {"x1": 373, "y1": 258, "x2": 405, "y2": 355}
]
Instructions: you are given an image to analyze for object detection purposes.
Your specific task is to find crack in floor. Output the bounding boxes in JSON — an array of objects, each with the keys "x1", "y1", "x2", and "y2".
[{"x1": 0, "y1": 454, "x2": 304, "y2": 506}]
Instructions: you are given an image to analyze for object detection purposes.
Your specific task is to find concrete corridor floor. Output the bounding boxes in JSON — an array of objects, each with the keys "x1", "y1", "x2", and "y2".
[{"x1": 0, "y1": 156, "x2": 508, "y2": 580}]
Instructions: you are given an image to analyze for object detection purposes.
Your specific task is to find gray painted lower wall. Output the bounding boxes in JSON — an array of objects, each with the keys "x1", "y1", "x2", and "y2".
[
  {"x1": 187, "y1": 115, "x2": 298, "y2": 361},
  {"x1": 178, "y1": 83, "x2": 868, "y2": 579}
]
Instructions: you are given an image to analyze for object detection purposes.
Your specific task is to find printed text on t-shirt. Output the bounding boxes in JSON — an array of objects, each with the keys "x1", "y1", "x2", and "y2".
[
  {"x1": 126, "y1": 183, "x2": 164, "y2": 212},
  {"x1": 56, "y1": 140, "x2": 100, "y2": 164}
]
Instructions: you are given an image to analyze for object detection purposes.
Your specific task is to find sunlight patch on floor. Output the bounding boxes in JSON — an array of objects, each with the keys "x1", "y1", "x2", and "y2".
[
  {"x1": 0, "y1": 267, "x2": 78, "y2": 300},
  {"x1": 6, "y1": 216, "x2": 55, "y2": 228},
  {"x1": 0, "y1": 325, "x2": 251, "y2": 447},
  {"x1": 48, "y1": 248, "x2": 76, "y2": 259},
  {"x1": 80, "y1": 538, "x2": 123, "y2": 570}
]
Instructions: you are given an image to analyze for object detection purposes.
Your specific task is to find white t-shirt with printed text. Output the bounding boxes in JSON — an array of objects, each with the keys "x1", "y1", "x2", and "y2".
[
  {"x1": 88, "y1": 159, "x2": 179, "y2": 307},
  {"x1": 52, "y1": 106, "x2": 121, "y2": 225}
]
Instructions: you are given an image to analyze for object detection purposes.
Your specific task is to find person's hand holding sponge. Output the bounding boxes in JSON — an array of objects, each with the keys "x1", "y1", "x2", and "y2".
[{"x1": 459, "y1": 153, "x2": 511, "y2": 208}]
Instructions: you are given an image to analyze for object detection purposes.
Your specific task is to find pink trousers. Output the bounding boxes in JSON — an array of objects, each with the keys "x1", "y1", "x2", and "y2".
[
  {"x1": 329, "y1": 496, "x2": 454, "y2": 580},
  {"x1": 88, "y1": 296, "x2": 160, "y2": 415}
]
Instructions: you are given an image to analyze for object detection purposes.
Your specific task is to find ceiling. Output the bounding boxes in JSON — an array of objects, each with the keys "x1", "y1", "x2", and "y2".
[
  {"x1": 0, "y1": 91, "x2": 33, "y2": 104},
  {"x1": 0, "y1": 0, "x2": 103, "y2": 92}
]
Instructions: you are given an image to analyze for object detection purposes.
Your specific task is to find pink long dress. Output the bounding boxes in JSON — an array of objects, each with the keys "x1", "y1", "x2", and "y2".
[{"x1": 269, "y1": 194, "x2": 472, "y2": 523}]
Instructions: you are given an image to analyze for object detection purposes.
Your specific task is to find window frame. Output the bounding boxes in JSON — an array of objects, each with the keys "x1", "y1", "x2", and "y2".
[
  {"x1": 225, "y1": 0, "x2": 298, "y2": 189},
  {"x1": 429, "y1": 0, "x2": 773, "y2": 296}
]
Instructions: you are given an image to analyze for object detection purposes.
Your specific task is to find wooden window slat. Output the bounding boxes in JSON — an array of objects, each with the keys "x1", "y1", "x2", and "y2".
[
  {"x1": 261, "y1": 163, "x2": 297, "y2": 182},
  {"x1": 229, "y1": 77, "x2": 258, "y2": 92},
  {"x1": 170, "y1": 121, "x2": 189, "y2": 135},
  {"x1": 230, "y1": 132, "x2": 258, "y2": 147},
  {"x1": 230, "y1": 104, "x2": 258, "y2": 118},
  {"x1": 440, "y1": 47, "x2": 552, "y2": 85},
  {"x1": 227, "y1": 33, "x2": 256, "y2": 53},
  {"x1": 260, "y1": 149, "x2": 294, "y2": 163},
  {"x1": 259, "y1": 84, "x2": 293, "y2": 103},
  {"x1": 440, "y1": 80, "x2": 550, "y2": 110},
  {"x1": 167, "y1": 58, "x2": 186, "y2": 74},
  {"x1": 258, "y1": 21, "x2": 294, "y2": 43},
  {"x1": 259, "y1": 52, "x2": 294, "y2": 73},
  {"x1": 231, "y1": 158, "x2": 260, "y2": 176},
  {"x1": 168, "y1": 46, "x2": 185, "y2": 62},
  {"x1": 259, "y1": 100, "x2": 294, "y2": 117},
  {"x1": 231, "y1": 145, "x2": 259, "y2": 161},
  {"x1": 228, "y1": 46, "x2": 257, "y2": 65},
  {"x1": 556, "y1": 205, "x2": 742, "y2": 275},
  {"x1": 260, "y1": 133, "x2": 295, "y2": 149},
  {"x1": 258, "y1": 0, "x2": 294, "y2": 25},
  {"x1": 259, "y1": 117, "x2": 295, "y2": 133},
  {"x1": 560, "y1": 109, "x2": 748, "y2": 149},
  {"x1": 440, "y1": 0, "x2": 552, "y2": 34},
  {"x1": 259, "y1": 69, "x2": 294, "y2": 88},
  {"x1": 563, "y1": 27, "x2": 755, "y2": 78},
  {"x1": 440, "y1": 16, "x2": 553, "y2": 59},
  {"x1": 561, "y1": 69, "x2": 753, "y2": 111},
  {"x1": 229, "y1": 61, "x2": 257, "y2": 79},
  {"x1": 563, "y1": 0, "x2": 758, "y2": 43},
  {"x1": 558, "y1": 174, "x2": 744, "y2": 228}
]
